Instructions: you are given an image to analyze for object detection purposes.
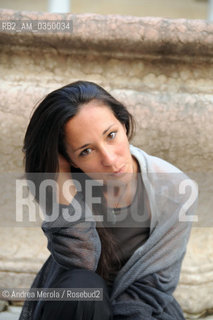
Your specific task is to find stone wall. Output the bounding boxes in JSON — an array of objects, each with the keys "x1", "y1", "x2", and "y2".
[{"x1": 0, "y1": 9, "x2": 213, "y2": 317}]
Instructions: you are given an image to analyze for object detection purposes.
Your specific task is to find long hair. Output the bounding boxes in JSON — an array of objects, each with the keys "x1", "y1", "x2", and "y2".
[{"x1": 23, "y1": 80, "x2": 135, "y2": 281}]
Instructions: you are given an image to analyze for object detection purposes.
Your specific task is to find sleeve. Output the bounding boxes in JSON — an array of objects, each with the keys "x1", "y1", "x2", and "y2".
[
  {"x1": 41, "y1": 192, "x2": 102, "y2": 272},
  {"x1": 111, "y1": 264, "x2": 186, "y2": 320}
]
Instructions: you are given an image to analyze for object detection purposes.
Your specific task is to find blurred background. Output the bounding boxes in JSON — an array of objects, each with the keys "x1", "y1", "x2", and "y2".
[{"x1": 0, "y1": 0, "x2": 212, "y2": 21}]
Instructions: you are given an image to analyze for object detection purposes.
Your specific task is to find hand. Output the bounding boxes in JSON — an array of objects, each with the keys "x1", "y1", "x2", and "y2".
[{"x1": 57, "y1": 154, "x2": 76, "y2": 205}]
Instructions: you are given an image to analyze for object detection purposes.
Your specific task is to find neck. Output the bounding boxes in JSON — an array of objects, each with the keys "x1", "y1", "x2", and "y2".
[{"x1": 103, "y1": 175, "x2": 138, "y2": 209}]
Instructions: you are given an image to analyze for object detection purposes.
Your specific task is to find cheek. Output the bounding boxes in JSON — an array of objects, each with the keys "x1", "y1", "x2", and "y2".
[
  {"x1": 116, "y1": 136, "x2": 130, "y2": 155},
  {"x1": 77, "y1": 159, "x2": 98, "y2": 173}
]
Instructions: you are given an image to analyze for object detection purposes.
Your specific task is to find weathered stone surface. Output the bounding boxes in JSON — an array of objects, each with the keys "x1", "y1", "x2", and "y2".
[
  {"x1": 0, "y1": 305, "x2": 22, "y2": 320},
  {"x1": 0, "y1": 9, "x2": 212, "y2": 316},
  {"x1": 0, "y1": 9, "x2": 213, "y2": 57},
  {"x1": 0, "y1": 227, "x2": 49, "y2": 288},
  {"x1": 0, "y1": 300, "x2": 8, "y2": 312},
  {"x1": 174, "y1": 228, "x2": 213, "y2": 314}
]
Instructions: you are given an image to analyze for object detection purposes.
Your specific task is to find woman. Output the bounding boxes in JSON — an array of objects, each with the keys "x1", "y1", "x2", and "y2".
[{"x1": 19, "y1": 80, "x2": 197, "y2": 320}]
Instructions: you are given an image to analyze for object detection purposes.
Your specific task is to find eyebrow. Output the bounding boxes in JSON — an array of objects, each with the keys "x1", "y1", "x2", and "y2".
[{"x1": 74, "y1": 124, "x2": 115, "y2": 152}]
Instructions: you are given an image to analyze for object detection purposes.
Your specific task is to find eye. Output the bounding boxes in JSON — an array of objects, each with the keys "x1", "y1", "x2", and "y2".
[
  {"x1": 108, "y1": 131, "x2": 117, "y2": 140},
  {"x1": 80, "y1": 148, "x2": 92, "y2": 157}
]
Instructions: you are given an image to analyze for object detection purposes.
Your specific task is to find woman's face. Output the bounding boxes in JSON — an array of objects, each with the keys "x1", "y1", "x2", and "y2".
[{"x1": 64, "y1": 100, "x2": 138, "y2": 184}]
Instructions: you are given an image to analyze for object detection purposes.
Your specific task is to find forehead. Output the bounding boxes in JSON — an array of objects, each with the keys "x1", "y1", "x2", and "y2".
[
  {"x1": 78, "y1": 100, "x2": 116, "y2": 121},
  {"x1": 70, "y1": 101, "x2": 118, "y2": 127},
  {"x1": 64, "y1": 101, "x2": 119, "y2": 147}
]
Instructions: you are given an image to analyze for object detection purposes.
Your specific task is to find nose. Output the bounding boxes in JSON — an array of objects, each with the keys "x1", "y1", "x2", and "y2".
[{"x1": 100, "y1": 146, "x2": 117, "y2": 168}]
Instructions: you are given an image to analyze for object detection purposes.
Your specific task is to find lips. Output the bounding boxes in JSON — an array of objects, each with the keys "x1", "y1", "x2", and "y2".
[{"x1": 111, "y1": 165, "x2": 126, "y2": 176}]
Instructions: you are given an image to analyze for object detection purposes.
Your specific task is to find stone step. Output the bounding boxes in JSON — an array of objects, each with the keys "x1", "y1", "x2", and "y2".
[{"x1": 0, "y1": 306, "x2": 21, "y2": 320}]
